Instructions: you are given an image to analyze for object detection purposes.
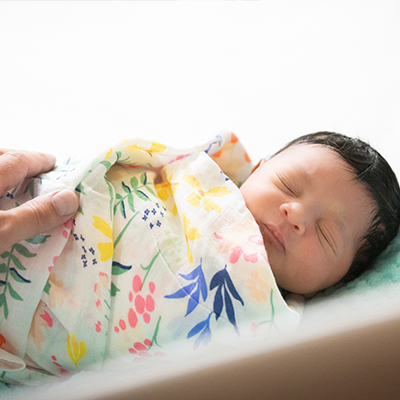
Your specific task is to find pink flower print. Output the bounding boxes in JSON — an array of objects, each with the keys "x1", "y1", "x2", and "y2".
[
  {"x1": 248, "y1": 235, "x2": 263, "y2": 246},
  {"x1": 229, "y1": 246, "x2": 258, "y2": 264},
  {"x1": 40, "y1": 310, "x2": 53, "y2": 327},
  {"x1": 248, "y1": 234, "x2": 269, "y2": 262},
  {"x1": 51, "y1": 355, "x2": 71, "y2": 377},
  {"x1": 99, "y1": 272, "x2": 109, "y2": 288},
  {"x1": 94, "y1": 283, "x2": 101, "y2": 297},
  {"x1": 95, "y1": 321, "x2": 102, "y2": 333}
]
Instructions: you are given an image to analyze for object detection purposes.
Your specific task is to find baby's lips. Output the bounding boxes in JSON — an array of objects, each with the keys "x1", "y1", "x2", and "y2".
[{"x1": 263, "y1": 223, "x2": 286, "y2": 253}]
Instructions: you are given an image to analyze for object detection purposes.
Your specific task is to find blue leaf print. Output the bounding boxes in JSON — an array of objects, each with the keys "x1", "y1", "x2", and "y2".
[
  {"x1": 213, "y1": 285, "x2": 223, "y2": 320},
  {"x1": 209, "y1": 269, "x2": 224, "y2": 290},
  {"x1": 164, "y1": 259, "x2": 208, "y2": 316},
  {"x1": 186, "y1": 286, "x2": 200, "y2": 316},
  {"x1": 187, "y1": 312, "x2": 212, "y2": 350},
  {"x1": 164, "y1": 282, "x2": 197, "y2": 299},
  {"x1": 224, "y1": 269, "x2": 244, "y2": 306},
  {"x1": 209, "y1": 265, "x2": 244, "y2": 332}
]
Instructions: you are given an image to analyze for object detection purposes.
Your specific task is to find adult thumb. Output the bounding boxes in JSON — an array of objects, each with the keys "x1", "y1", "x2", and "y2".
[{"x1": 0, "y1": 190, "x2": 79, "y2": 253}]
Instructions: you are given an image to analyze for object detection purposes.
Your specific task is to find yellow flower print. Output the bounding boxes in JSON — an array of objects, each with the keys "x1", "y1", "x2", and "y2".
[
  {"x1": 154, "y1": 181, "x2": 171, "y2": 201},
  {"x1": 182, "y1": 212, "x2": 201, "y2": 263},
  {"x1": 247, "y1": 267, "x2": 270, "y2": 303},
  {"x1": 155, "y1": 175, "x2": 179, "y2": 216},
  {"x1": 183, "y1": 174, "x2": 231, "y2": 213},
  {"x1": 105, "y1": 148, "x2": 113, "y2": 159},
  {"x1": 67, "y1": 333, "x2": 87, "y2": 368},
  {"x1": 125, "y1": 141, "x2": 167, "y2": 154},
  {"x1": 92, "y1": 216, "x2": 113, "y2": 261}
]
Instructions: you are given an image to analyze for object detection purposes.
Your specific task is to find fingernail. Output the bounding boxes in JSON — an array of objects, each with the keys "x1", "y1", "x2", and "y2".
[{"x1": 52, "y1": 190, "x2": 79, "y2": 216}]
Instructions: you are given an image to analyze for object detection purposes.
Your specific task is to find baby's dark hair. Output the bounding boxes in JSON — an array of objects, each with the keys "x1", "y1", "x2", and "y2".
[{"x1": 276, "y1": 131, "x2": 400, "y2": 286}]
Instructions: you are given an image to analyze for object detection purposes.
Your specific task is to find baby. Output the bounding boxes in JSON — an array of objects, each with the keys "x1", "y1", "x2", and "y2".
[
  {"x1": 0, "y1": 131, "x2": 399, "y2": 385},
  {"x1": 241, "y1": 131, "x2": 400, "y2": 297}
]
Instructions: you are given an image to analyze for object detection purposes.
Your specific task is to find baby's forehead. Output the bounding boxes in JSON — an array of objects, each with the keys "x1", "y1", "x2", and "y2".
[
  {"x1": 272, "y1": 143, "x2": 346, "y2": 167},
  {"x1": 268, "y1": 143, "x2": 364, "y2": 183}
]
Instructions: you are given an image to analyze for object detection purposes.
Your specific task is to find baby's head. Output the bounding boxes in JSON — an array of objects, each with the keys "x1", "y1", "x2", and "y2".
[{"x1": 240, "y1": 132, "x2": 400, "y2": 297}]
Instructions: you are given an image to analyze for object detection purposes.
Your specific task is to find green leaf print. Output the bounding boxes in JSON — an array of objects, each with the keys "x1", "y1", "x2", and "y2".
[
  {"x1": 13, "y1": 244, "x2": 36, "y2": 258},
  {"x1": 25, "y1": 234, "x2": 51, "y2": 244},
  {"x1": 127, "y1": 193, "x2": 134, "y2": 212},
  {"x1": 130, "y1": 176, "x2": 139, "y2": 190},
  {"x1": 9, "y1": 254, "x2": 26, "y2": 270},
  {"x1": 0, "y1": 238, "x2": 44, "y2": 319},
  {"x1": 110, "y1": 282, "x2": 120, "y2": 297},
  {"x1": 134, "y1": 190, "x2": 149, "y2": 202},
  {"x1": 111, "y1": 261, "x2": 132, "y2": 276},
  {"x1": 114, "y1": 174, "x2": 156, "y2": 217},
  {"x1": 7, "y1": 283, "x2": 23, "y2": 301}
]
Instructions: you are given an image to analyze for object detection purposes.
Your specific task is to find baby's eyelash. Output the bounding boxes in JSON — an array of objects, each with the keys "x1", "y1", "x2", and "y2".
[
  {"x1": 277, "y1": 173, "x2": 296, "y2": 196},
  {"x1": 317, "y1": 223, "x2": 335, "y2": 252}
]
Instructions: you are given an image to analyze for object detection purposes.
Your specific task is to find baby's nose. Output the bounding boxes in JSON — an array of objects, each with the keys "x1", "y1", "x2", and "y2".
[{"x1": 280, "y1": 202, "x2": 307, "y2": 235}]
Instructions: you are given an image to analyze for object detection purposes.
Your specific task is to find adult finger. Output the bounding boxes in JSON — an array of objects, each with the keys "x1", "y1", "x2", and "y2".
[
  {"x1": 0, "y1": 150, "x2": 56, "y2": 195},
  {"x1": 0, "y1": 190, "x2": 79, "y2": 253}
]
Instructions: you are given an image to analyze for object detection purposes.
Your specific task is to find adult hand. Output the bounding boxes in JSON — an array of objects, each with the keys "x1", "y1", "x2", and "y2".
[{"x1": 0, "y1": 149, "x2": 79, "y2": 253}]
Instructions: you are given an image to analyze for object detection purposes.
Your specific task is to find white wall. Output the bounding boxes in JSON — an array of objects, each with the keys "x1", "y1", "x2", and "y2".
[{"x1": 1, "y1": 1, "x2": 399, "y2": 173}]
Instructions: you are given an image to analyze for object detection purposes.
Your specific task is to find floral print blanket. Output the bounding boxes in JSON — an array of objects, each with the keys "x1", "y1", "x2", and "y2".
[{"x1": 0, "y1": 132, "x2": 301, "y2": 385}]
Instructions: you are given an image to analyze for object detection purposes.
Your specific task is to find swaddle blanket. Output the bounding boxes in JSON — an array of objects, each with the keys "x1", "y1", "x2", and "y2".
[{"x1": 0, "y1": 132, "x2": 301, "y2": 385}]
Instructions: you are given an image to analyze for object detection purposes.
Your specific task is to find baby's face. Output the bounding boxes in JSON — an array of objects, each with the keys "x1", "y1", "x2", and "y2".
[{"x1": 240, "y1": 144, "x2": 376, "y2": 296}]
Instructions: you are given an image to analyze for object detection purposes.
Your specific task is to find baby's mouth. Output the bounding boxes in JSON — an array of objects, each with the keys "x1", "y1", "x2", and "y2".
[{"x1": 261, "y1": 224, "x2": 286, "y2": 253}]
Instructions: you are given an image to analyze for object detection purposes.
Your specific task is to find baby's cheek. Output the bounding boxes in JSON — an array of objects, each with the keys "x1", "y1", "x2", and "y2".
[{"x1": 289, "y1": 243, "x2": 325, "y2": 282}]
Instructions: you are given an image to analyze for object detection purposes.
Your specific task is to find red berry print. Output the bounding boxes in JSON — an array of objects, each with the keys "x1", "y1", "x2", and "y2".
[
  {"x1": 135, "y1": 295, "x2": 145, "y2": 314},
  {"x1": 143, "y1": 339, "x2": 152, "y2": 347},
  {"x1": 145, "y1": 295, "x2": 155, "y2": 312},
  {"x1": 134, "y1": 342, "x2": 146, "y2": 352},
  {"x1": 119, "y1": 319, "x2": 126, "y2": 331},
  {"x1": 129, "y1": 277, "x2": 156, "y2": 326},
  {"x1": 129, "y1": 348, "x2": 137, "y2": 354},
  {"x1": 143, "y1": 313, "x2": 151, "y2": 324},
  {"x1": 114, "y1": 326, "x2": 120, "y2": 333},
  {"x1": 64, "y1": 219, "x2": 74, "y2": 229},
  {"x1": 95, "y1": 321, "x2": 102, "y2": 333},
  {"x1": 128, "y1": 308, "x2": 138, "y2": 328},
  {"x1": 132, "y1": 275, "x2": 142, "y2": 293}
]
